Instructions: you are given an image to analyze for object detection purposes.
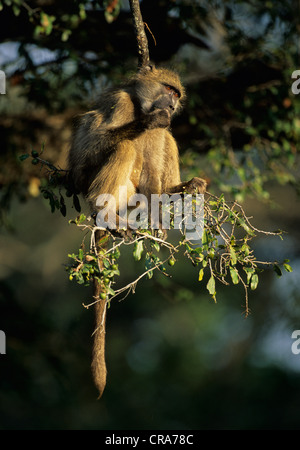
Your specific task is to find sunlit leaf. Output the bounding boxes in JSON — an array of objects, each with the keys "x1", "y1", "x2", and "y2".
[
  {"x1": 145, "y1": 253, "x2": 153, "y2": 279},
  {"x1": 230, "y1": 246, "x2": 237, "y2": 265},
  {"x1": 61, "y1": 29, "x2": 71, "y2": 41},
  {"x1": 151, "y1": 241, "x2": 160, "y2": 252},
  {"x1": 283, "y1": 262, "x2": 293, "y2": 273},
  {"x1": 243, "y1": 267, "x2": 255, "y2": 285},
  {"x1": 230, "y1": 266, "x2": 239, "y2": 284},
  {"x1": 133, "y1": 240, "x2": 144, "y2": 261},
  {"x1": 207, "y1": 275, "x2": 216, "y2": 297},
  {"x1": 250, "y1": 273, "x2": 259, "y2": 290}
]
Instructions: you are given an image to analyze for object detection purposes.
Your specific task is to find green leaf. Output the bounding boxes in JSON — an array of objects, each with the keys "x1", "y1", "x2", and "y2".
[
  {"x1": 206, "y1": 275, "x2": 216, "y2": 297},
  {"x1": 273, "y1": 264, "x2": 282, "y2": 277},
  {"x1": 112, "y1": 247, "x2": 121, "y2": 260},
  {"x1": 243, "y1": 267, "x2": 255, "y2": 285},
  {"x1": 237, "y1": 217, "x2": 254, "y2": 235},
  {"x1": 79, "y1": 3, "x2": 87, "y2": 19},
  {"x1": 76, "y1": 213, "x2": 86, "y2": 224},
  {"x1": 241, "y1": 243, "x2": 250, "y2": 256},
  {"x1": 103, "y1": 259, "x2": 110, "y2": 269},
  {"x1": 60, "y1": 195, "x2": 66, "y2": 217},
  {"x1": 19, "y1": 154, "x2": 30, "y2": 161},
  {"x1": 202, "y1": 229, "x2": 209, "y2": 250},
  {"x1": 133, "y1": 240, "x2": 144, "y2": 261},
  {"x1": 229, "y1": 266, "x2": 239, "y2": 284},
  {"x1": 250, "y1": 273, "x2": 259, "y2": 290},
  {"x1": 12, "y1": 4, "x2": 20, "y2": 15},
  {"x1": 60, "y1": 204, "x2": 66, "y2": 217},
  {"x1": 107, "y1": 286, "x2": 115, "y2": 296},
  {"x1": 202, "y1": 259, "x2": 208, "y2": 268},
  {"x1": 98, "y1": 234, "x2": 109, "y2": 246},
  {"x1": 73, "y1": 194, "x2": 81, "y2": 212},
  {"x1": 283, "y1": 263, "x2": 293, "y2": 273},
  {"x1": 49, "y1": 194, "x2": 57, "y2": 213},
  {"x1": 78, "y1": 249, "x2": 84, "y2": 261},
  {"x1": 208, "y1": 248, "x2": 215, "y2": 259},
  {"x1": 145, "y1": 253, "x2": 153, "y2": 279},
  {"x1": 198, "y1": 268, "x2": 204, "y2": 281},
  {"x1": 61, "y1": 29, "x2": 71, "y2": 42},
  {"x1": 104, "y1": 0, "x2": 121, "y2": 23},
  {"x1": 40, "y1": 12, "x2": 55, "y2": 35},
  {"x1": 230, "y1": 246, "x2": 237, "y2": 265},
  {"x1": 151, "y1": 241, "x2": 160, "y2": 252}
]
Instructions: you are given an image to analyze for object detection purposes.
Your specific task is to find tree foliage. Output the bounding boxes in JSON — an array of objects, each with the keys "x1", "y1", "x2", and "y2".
[
  {"x1": 1, "y1": 0, "x2": 299, "y2": 309},
  {"x1": 19, "y1": 149, "x2": 292, "y2": 315}
]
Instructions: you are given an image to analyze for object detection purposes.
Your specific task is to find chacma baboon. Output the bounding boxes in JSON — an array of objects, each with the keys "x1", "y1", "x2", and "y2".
[{"x1": 68, "y1": 64, "x2": 207, "y2": 397}]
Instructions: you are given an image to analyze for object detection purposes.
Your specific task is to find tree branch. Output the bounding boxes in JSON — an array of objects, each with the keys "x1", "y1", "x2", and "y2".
[{"x1": 129, "y1": 0, "x2": 150, "y2": 67}]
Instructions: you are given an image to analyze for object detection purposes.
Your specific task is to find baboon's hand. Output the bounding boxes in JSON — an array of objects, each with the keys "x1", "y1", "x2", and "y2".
[
  {"x1": 184, "y1": 177, "x2": 207, "y2": 194},
  {"x1": 113, "y1": 228, "x2": 133, "y2": 241},
  {"x1": 142, "y1": 109, "x2": 171, "y2": 130}
]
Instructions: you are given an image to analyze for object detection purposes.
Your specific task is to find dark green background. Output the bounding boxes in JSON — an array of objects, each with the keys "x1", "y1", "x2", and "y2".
[{"x1": 0, "y1": 0, "x2": 300, "y2": 429}]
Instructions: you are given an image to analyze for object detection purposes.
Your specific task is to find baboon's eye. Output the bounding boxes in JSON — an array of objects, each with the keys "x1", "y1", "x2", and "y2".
[{"x1": 165, "y1": 85, "x2": 180, "y2": 98}]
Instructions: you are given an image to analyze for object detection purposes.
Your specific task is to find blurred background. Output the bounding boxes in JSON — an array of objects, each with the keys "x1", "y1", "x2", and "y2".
[{"x1": 0, "y1": 0, "x2": 300, "y2": 430}]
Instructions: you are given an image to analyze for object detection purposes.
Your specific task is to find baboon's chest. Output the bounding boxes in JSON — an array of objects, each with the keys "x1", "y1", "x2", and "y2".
[{"x1": 132, "y1": 129, "x2": 166, "y2": 193}]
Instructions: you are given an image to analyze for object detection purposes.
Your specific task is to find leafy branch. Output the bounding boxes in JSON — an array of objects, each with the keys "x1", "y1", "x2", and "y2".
[
  {"x1": 70, "y1": 198, "x2": 292, "y2": 318},
  {"x1": 20, "y1": 149, "x2": 292, "y2": 317},
  {"x1": 19, "y1": 146, "x2": 80, "y2": 216},
  {"x1": 0, "y1": 0, "x2": 87, "y2": 41}
]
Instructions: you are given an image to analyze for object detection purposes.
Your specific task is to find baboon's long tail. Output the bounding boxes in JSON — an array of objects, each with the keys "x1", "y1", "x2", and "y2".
[{"x1": 91, "y1": 279, "x2": 107, "y2": 399}]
